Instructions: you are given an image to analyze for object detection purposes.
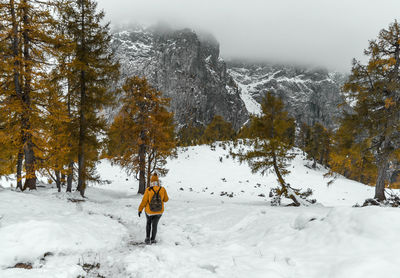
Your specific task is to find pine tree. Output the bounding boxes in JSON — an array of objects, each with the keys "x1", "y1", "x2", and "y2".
[
  {"x1": 202, "y1": 115, "x2": 236, "y2": 143},
  {"x1": 59, "y1": 0, "x2": 119, "y2": 197},
  {"x1": 233, "y1": 92, "x2": 311, "y2": 206},
  {"x1": 106, "y1": 77, "x2": 176, "y2": 194},
  {"x1": 343, "y1": 21, "x2": 400, "y2": 201}
]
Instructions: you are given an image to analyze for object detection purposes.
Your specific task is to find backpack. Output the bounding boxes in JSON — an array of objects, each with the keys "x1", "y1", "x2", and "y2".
[{"x1": 149, "y1": 187, "x2": 163, "y2": 212}]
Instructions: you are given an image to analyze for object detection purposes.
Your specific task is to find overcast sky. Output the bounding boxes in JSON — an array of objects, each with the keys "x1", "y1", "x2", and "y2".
[{"x1": 97, "y1": 0, "x2": 400, "y2": 72}]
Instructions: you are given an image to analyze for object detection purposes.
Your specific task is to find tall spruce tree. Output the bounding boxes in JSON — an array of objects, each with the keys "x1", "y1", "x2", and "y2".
[
  {"x1": 106, "y1": 76, "x2": 176, "y2": 194},
  {"x1": 59, "y1": 0, "x2": 119, "y2": 197},
  {"x1": 343, "y1": 21, "x2": 400, "y2": 201}
]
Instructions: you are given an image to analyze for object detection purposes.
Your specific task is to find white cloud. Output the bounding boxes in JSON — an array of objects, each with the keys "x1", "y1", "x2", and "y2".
[{"x1": 97, "y1": 0, "x2": 400, "y2": 72}]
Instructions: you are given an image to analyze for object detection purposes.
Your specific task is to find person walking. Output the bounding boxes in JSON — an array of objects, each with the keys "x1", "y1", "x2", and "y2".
[{"x1": 138, "y1": 173, "x2": 169, "y2": 244}]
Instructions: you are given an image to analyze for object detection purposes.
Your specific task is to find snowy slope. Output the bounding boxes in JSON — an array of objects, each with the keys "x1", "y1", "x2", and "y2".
[
  {"x1": 160, "y1": 144, "x2": 374, "y2": 206},
  {"x1": 0, "y1": 144, "x2": 399, "y2": 278}
]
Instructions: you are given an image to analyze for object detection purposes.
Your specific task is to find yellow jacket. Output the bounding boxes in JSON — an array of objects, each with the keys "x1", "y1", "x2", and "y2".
[{"x1": 138, "y1": 186, "x2": 169, "y2": 215}]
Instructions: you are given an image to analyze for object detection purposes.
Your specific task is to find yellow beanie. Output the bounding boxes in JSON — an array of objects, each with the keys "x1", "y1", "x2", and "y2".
[{"x1": 150, "y1": 174, "x2": 159, "y2": 183}]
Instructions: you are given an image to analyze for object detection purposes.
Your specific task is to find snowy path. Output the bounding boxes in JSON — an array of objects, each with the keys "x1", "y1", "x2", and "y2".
[
  {"x1": 1, "y1": 186, "x2": 400, "y2": 278},
  {"x1": 1, "y1": 144, "x2": 400, "y2": 277},
  {"x1": 73, "y1": 189, "x2": 400, "y2": 278},
  {"x1": 73, "y1": 191, "x2": 305, "y2": 278}
]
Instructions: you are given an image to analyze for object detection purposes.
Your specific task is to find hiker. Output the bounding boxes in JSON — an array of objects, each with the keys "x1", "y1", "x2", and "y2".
[{"x1": 138, "y1": 173, "x2": 169, "y2": 244}]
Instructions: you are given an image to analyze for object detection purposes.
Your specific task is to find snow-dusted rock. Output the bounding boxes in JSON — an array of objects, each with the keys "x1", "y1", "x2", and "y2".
[
  {"x1": 111, "y1": 26, "x2": 348, "y2": 131},
  {"x1": 228, "y1": 61, "x2": 348, "y2": 128},
  {"x1": 112, "y1": 26, "x2": 248, "y2": 130}
]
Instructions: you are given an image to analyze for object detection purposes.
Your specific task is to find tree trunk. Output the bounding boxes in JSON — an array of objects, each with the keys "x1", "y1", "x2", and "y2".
[
  {"x1": 10, "y1": 0, "x2": 20, "y2": 86},
  {"x1": 11, "y1": 0, "x2": 23, "y2": 191},
  {"x1": 55, "y1": 170, "x2": 61, "y2": 192},
  {"x1": 375, "y1": 155, "x2": 389, "y2": 201},
  {"x1": 23, "y1": 134, "x2": 36, "y2": 190},
  {"x1": 374, "y1": 136, "x2": 391, "y2": 201},
  {"x1": 77, "y1": 70, "x2": 86, "y2": 197},
  {"x1": 146, "y1": 153, "x2": 151, "y2": 188},
  {"x1": 66, "y1": 161, "x2": 73, "y2": 192},
  {"x1": 138, "y1": 129, "x2": 146, "y2": 194},
  {"x1": 272, "y1": 151, "x2": 300, "y2": 206},
  {"x1": 22, "y1": 1, "x2": 36, "y2": 191},
  {"x1": 77, "y1": 2, "x2": 86, "y2": 197},
  {"x1": 66, "y1": 77, "x2": 73, "y2": 193},
  {"x1": 16, "y1": 148, "x2": 23, "y2": 190},
  {"x1": 61, "y1": 173, "x2": 66, "y2": 186}
]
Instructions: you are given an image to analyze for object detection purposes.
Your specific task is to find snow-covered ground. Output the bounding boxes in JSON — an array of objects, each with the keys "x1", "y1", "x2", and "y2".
[{"x1": 0, "y1": 144, "x2": 399, "y2": 278}]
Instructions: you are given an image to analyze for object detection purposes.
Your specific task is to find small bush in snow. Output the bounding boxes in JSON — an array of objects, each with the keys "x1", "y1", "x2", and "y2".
[
  {"x1": 13, "y1": 263, "x2": 33, "y2": 269},
  {"x1": 78, "y1": 255, "x2": 102, "y2": 277}
]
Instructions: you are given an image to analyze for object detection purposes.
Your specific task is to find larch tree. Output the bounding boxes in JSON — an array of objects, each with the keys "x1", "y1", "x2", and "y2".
[
  {"x1": 0, "y1": 1, "x2": 18, "y2": 181},
  {"x1": 106, "y1": 76, "x2": 176, "y2": 194},
  {"x1": 343, "y1": 21, "x2": 400, "y2": 201},
  {"x1": 233, "y1": 92, "x2": 312, "y2": 206},
  {"x1": 145, "y1": 102, "x2": 176, "y2": 187},
  {"x1": 37, "y1": 77, "x2": 72, "y2": 192},
  {"x1": 59, "y1": 0, "x2": 119, "y2": 197},
  {"x1": 328, "y1": 112, "x2": 377, "y2": 185},
  {"x1": 0, "y1": 0, "x2": 65, "y2": 190}
]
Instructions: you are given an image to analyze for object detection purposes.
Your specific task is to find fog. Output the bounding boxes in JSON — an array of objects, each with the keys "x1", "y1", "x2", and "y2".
[{"x1": 97, "y1": 0, "x2": 400, "y2": 72}]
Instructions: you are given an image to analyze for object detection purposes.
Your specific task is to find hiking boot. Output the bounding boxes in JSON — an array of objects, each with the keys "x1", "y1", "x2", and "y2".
[
  {"x1": 150, "y1": 239, "x2": 157, "y2": 244},
  {"x1": 145, "y1": 238, "x2": 150, "y2": 244}
]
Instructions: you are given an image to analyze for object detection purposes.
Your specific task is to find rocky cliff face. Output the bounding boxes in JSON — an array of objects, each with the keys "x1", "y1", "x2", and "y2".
[
  {"x1": 227, "y1": 61, "x2": 348, "y2": 129},
  {"x1": 112, "y1": 26, "x2": 348, "y2": 131},
  {"x1": 111, "y1": 27, "x2": 248, "y2": 130}
]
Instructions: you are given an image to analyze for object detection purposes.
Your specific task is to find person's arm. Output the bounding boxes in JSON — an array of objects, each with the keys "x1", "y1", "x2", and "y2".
[
  {"x1": 138, "y1": 189, "x2": 149, "y2": 212},
  {"x1": 163, "y1": 187, "x2": 169, "y2": 202}
]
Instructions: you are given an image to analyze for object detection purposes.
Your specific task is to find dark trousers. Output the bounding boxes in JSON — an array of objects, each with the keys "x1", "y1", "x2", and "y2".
[{"x1": 146, "y1": 214, "x2": 162, "y2": 240}]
